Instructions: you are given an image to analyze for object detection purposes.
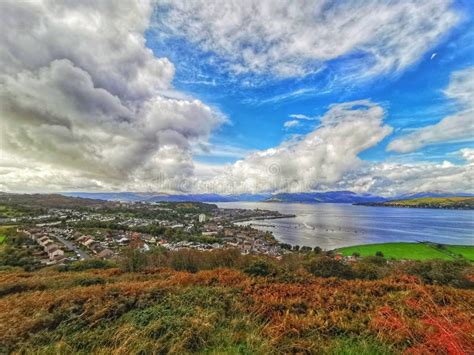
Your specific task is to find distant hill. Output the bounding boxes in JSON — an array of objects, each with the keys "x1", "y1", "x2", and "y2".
[
  {"x1": 63, "y1": 191, "x2": 384, "y2": 203},
  {"x1": 396, "y1": 191, "x2": 474, "y2": 199},
  {"x1": 264, "y1": 191, "x2": 386, "y2": 204},
  {"x1": 358, "y1": 197, "x2": 474, "y2": 210},
  {"x1": 62, "y1": 191, "x2": 474, "y2": 205},
  {"x1": 0, "y1": 192, "x2": 107, "y2": 209},
  {"x1": 63, "y1": 192, "x2": 271, "y2": 203}
]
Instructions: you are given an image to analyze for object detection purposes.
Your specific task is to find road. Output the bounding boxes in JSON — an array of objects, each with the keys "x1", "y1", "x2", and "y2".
[{"x1": 54, "y1": 235, "x2": 91, "y2": 260}]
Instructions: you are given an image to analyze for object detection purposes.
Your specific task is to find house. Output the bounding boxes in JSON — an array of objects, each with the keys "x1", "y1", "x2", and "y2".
[
  {"x1": 97, "y1": 249, "x2": 114, "y2": 259},
  {"x1": 45, "y1": 243, "x2": 60, "y2": 253},
  {"x1": 48, "y1": 247, "x2": 64, "y2": 260},
  {"x1": 198, "y1": 214, "x2": 206, "y2": 223},
  {"x1": 37, "y1": 236, "x2": 51, "y2": 246},
  {"x1": 83, "y1": 239, "x2": 95, "y2": 247},
  {"x1": 77, "y1": 235, "x2": 91, "y2": 243},
  {"x1": 117, "y1": 237, "x2": 129, "y2": 245}
]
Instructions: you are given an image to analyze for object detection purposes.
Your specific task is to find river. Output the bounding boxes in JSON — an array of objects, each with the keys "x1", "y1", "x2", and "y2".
[{"x1": 216, "y1": 202, "x2": 474, "y2": 250}]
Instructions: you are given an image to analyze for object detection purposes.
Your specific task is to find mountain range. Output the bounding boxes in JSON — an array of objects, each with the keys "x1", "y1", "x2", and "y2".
[{"x1": 62, "y1": 191, "x2": 473, "y2": 204}]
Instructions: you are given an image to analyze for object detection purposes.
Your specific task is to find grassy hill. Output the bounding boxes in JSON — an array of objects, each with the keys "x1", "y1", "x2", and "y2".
[
  {"x1": 337, "y1": 242, "x2": 474, "y2": 261},
  {"x1": 360, "y1": 196, "x2": 474, "y2": 209},
  {"x1": 0, "y1": 250, "x2": 473, "y2": 354}
]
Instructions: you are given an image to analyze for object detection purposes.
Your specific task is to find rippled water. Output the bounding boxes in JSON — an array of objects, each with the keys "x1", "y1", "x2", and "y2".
[{"x1": 216, "y1": 202, "x2": 474, "y2": 250}]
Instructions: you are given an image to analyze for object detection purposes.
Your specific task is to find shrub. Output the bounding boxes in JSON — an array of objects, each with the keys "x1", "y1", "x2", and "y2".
[
  {"x1": 402, "y1": 259, "x2": 473, "y2": 288},
  {"x1": 59, "y1": 259, "x2": 116, "y2": 272},
  {"x1": 280, "y1": 243, "x2": 292, "y2": 250},
  {"x1": 244, "y1": 260, "x2": 275, "y2": 277},
  {"x1": 353, "y1": 262, "x2": 381, "y2": 280},
  {"x1": 375, "y1": 251, "x2": 384, "y2": 257},
  {"x1": 305, "y1": 256, "x2": 354, "y2": 279},
  {"x1": 74, "y1": 277, "x2": 106, "y2": 287}
]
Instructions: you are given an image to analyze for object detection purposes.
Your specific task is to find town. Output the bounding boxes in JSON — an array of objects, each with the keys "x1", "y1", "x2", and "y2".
[{"x1": 0, "y1": 193, "x2": 296, "y2": 267}]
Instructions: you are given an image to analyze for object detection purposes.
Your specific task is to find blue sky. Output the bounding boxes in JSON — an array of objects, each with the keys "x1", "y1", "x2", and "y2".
[
  {"x1": 146, "y1": 0, "x2": 473, "y2": 168},
  {"x1": 0, "y1": 0, "x2": 472, "y2": 194}
]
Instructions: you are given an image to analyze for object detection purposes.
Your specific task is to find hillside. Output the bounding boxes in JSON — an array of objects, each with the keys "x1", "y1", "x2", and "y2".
[
  {"x1": 358, "y1": 197, "x2": 474, "y2": 210},
  {"x1": 0, "y1": 192, "x2": 108, "y2": 210},
  {"x1": 0, "y1": 250, "x2": 473, "y2": 354}
]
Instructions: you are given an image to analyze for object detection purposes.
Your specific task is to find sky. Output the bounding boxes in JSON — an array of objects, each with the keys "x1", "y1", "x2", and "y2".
[{"x1": 0, "y1": 0, "x2": 473, "y2": 196}]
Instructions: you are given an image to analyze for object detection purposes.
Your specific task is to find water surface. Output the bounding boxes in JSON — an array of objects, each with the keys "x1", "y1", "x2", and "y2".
[{"x1": 216, "y1": 202, "x2": 474, "y2": 250}]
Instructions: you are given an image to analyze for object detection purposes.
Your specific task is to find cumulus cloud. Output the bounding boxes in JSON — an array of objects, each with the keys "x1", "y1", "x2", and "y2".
[
  {"x1": 0, "y1": 0, "x2": 223, "y2": 192},
  {"x1": 342, "y1": 156, "x2": 474, "y2": 196},
  {"x1": 156, "y1": 0, "x2": 459, "y2": 78},
  {"x1": 200, "y1": 101, "x2": 393, "y2": 193},
  {"x1": 196, "y1": 100, "x2": 473, "y2": 196},
  {"x1": 387, "y1": 67, "x2": 474, "y2": 153}
]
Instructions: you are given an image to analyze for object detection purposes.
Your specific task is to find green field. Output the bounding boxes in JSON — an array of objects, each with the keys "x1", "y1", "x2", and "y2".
[
  {"x1": 445, "y1": 245, "x2": 474, "y2": 261},
  {"x1": 0, "y1": 235, "x2": 5, "y2": 244},
  {"x1": 337, "y1": 242, "x2": 474, "y2": 261}
]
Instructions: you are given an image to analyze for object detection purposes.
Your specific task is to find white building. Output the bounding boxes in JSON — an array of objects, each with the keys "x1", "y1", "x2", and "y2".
[{"x1": 199, "y1": 214, "x2": 206, "y2": 223}]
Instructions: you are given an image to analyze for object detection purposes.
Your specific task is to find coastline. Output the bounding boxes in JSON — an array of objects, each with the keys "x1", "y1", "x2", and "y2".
[{"x1": 231, "y1": 213, "x2": 296, "y2": 223}]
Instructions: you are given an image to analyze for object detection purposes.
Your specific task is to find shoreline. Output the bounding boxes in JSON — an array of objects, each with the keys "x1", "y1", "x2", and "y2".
[
  {"x1": 355, "y1": 203, "x2": 474, "y2": 210},
  {"x1": 230, "y1": 214, "x2": 296, "y2": 223}
]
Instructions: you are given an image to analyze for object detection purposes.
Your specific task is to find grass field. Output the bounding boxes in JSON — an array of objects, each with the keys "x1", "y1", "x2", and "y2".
[
  {"x1": 0, "y1": 235, "x2": 5, "y2": 244},
  {"x1": 445, "y1": 245, "x2": 474, "y2": 261},
  {"x1": 337, "y1": 242, "x2": 474, "y2": 261}
]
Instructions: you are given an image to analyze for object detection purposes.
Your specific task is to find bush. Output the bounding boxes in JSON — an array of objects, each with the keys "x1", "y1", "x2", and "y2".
[
  {"x1": 74, "y1": 277, "x2": 106, "y2": 287},
  {"x1": 375, "y1": 251, "x2": 384, "y2": 257},
  {"x1": 305, "y1": 256, "x2": 354, "y2": 279},
  {"x1": 59, "y1": 259, "x2": 116, "y2": 272},
  {"x1": 402, "y1": 259, "x2": 473, "y2": 288},
  {"x1": 353, "y1": 262, "x2": 381, "y2": 280},
  {"x1": 364, "y1": 255, "x2": 386, "y2": 266},
  {"x1": 280, "y1": 243, "x2": 292, "y2": 250},
  {"x1": 244, "y1": 260, "x2": 276, "y2": 277}
]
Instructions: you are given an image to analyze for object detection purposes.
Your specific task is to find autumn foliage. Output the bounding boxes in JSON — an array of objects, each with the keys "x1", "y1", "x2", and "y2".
[{"x1": 0, "y1": 253, "x2": 473, "y2": 354}]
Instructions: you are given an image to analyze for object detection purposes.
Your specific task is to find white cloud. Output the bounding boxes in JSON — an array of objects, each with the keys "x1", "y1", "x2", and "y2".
[
  {"x1": 283, "y1": 120, "x2": 301, "y2": 129},
  {"x1": 289, "y1": 114, "x2": 317, "y2": 121},
  {"x1": 459, "y1": 148, "x2": 474, "y2": 164},
  {"x1": 199, "y1": 101, "x2": 393, "y2": 193},
  {"x1": 0, "y1": 0, "x2": 224, "y2": 192},
  {"x1": 157, "y1": 0, "x2": 459, "y2": 78},
  {"x1": 343, "y1": 156, "x2": 474, "y2": 196},
  {"x1": 387, "y1": 67, "x2": 474, "y2": 153}
]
